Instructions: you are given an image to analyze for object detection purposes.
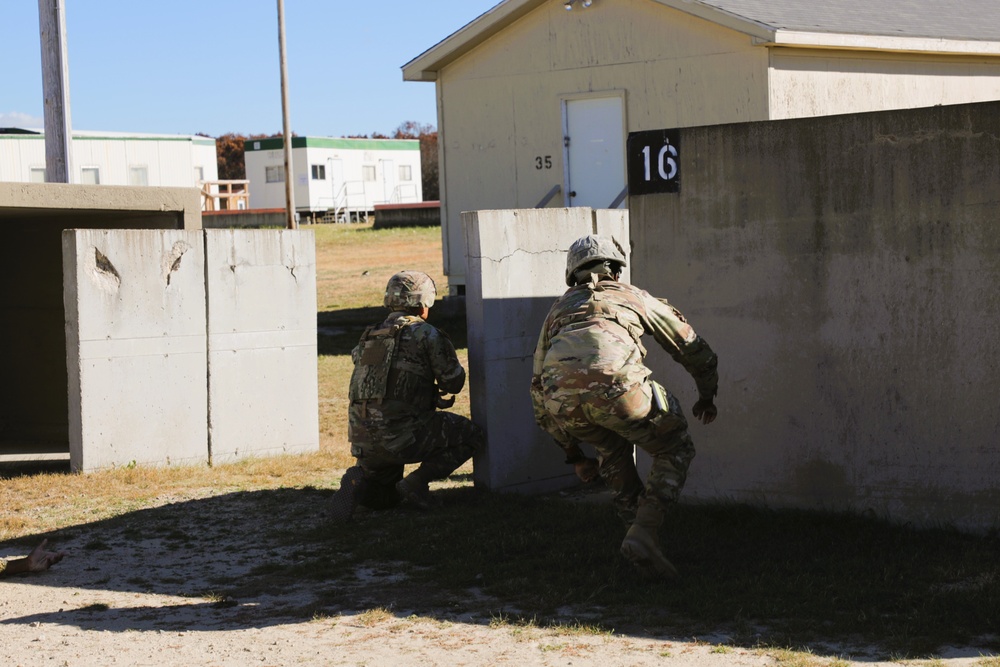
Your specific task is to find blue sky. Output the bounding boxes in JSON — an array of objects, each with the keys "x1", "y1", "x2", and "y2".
[{"x1": 2, "y1": 1, "x2": 501, "y2": 137}]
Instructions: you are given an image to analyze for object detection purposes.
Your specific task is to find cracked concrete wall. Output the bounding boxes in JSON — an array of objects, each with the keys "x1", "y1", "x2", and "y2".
[
  {"x1": 629, "y1": 100, "x2": 1000, "y2": 530},
  {"x1": 464, "y1": 208, "x2": 629, "y2": 493},
  {"x1": 63, "y1": 230, "x2": 209, "y2": 471},
  {"x1": 62, "y1": 229, "x2": 318, "y2": 471},
  {"x1": 205, "y1": 229, "x2": 319, "y2": 464}
]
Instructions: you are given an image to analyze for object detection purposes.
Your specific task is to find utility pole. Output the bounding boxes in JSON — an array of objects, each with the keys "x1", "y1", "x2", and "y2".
[
  {"x1": 277, "y1": 0, "x2": 297, "y2": 229},
  {"x1": 38, "y1": 0, "x2": 74, "y2": 183}
]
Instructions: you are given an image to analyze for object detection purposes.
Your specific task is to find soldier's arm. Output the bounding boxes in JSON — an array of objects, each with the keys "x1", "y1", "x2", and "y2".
[
  {"x1": 425, "y1": 326, "x2": 466, "y2": 395},
  {"x1": 642, "y1": 295, "x2": 719, "y2": 402}
]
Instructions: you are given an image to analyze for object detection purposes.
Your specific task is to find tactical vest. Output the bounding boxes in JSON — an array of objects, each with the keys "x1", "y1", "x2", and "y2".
[
  {"x1": 546, "y1": 284, "x2": 646, "y2": 351},
  {"x1": 348, "y1": 316, "x2": 434, "y2": 405}
]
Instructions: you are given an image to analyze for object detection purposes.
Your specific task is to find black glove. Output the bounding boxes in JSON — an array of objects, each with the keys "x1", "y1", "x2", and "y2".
[{"x1": 692, "y1": 398, "x2": 717, "y2": 425}]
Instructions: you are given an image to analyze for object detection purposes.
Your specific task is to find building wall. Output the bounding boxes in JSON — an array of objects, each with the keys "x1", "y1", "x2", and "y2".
[
  {"x1": 769, "y1": 49, "x2": 1000, "y2": 119},
  {"x1": 430, "y1": 1, "x2": 1000, "y2": 290},
  {"x1": 0, "y1": 134, "x2": 217, "y2": 187},
  {"x1": 628, "y1": 100, "x2": 1000, "y2": 531},
  {"x1": 245, "y1": 139, "x2": 422, "y2": 215},
  {"x1": 435, "y1": 0, "x2": 771, "y2": 286}
]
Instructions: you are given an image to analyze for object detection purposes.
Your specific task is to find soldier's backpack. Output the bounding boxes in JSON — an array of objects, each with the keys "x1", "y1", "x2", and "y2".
[{"x1": 348, "y1": 322, "x2": 405, "y2": 403}]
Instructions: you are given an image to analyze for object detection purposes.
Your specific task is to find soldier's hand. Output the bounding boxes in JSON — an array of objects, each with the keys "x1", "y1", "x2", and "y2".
[
  {"x1": 692, "y1": 398, "x2": 717, "y2": 425},
  {"x1": 574, "y1": 457, "x2": 600, "y2": 483},
  {"x1": 436, "y1": 393, "x2": 456, "y2": 409}
]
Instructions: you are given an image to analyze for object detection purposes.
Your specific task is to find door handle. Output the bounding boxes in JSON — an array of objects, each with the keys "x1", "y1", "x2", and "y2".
[{"x1": 569, "y1": 191, "x2": 577, "y2": 198}]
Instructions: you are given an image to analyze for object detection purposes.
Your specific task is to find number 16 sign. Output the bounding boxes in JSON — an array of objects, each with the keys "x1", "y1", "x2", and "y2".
[{"x1": 626, "y1": 128, "x2": 681, "y2": 196}]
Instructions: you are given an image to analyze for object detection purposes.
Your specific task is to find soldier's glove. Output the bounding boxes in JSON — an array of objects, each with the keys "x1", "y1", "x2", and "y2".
[
  {"x1": 573, "y1": 457, "x2": 600, "y2": 483},
  {"x1": 436, "y1": 393, "x2": 456, "y2": 409},
  {"x1": 692, "y1": 398, "x2": 718, "y2": 425}
]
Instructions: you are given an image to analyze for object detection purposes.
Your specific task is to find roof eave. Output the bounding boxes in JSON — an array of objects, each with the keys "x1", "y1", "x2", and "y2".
[
  {"x1": 402, "y1": 0, "x2": 543, "y2": 82},
  {"x1": 651, "y1": 0, "x2": 776, "y2": 41},
  {"x1": 756, "y1": 30, "x2": 1000, "y2": 56}
]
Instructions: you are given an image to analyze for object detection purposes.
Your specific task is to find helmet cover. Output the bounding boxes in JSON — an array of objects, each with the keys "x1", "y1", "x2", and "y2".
[
  {"x1": 383, "y1": 270, "x2": 437, "y2": 310},
  {"x1": 564, "y1": 235, "x2": 627, "y2": 286}
]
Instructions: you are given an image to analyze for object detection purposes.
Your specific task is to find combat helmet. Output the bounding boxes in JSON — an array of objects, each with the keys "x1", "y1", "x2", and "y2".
[
  {"x1": 564, "y1": 235, "x2": 627, "y2": 286},
  {"x1": 384, "y1": 270, "x2": 437, "y2": 310}
]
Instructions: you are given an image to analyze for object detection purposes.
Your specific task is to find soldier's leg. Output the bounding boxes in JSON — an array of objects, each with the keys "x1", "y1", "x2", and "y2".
[
  {"x1": 395, "y1": 412, "x2": 484, "y2": 508},
  {"x1": 559, "y1": 398, "x2": 643, "y2": 523},
  {"x1": 580, "y1": 380, "x2": 686, "y2": 578},
  {"x1": 628, "y1": 384, "x2": 696, "y2": 511},
  {"x1": 330, "y1": 443, "x2": 406, "y2": 522}
]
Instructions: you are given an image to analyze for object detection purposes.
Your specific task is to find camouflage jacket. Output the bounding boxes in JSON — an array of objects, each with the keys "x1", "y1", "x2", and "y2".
[
  {"x1": 348, "y1": 312, "x2": 465, "y2": 450},
  {"x1": 531, "y1": 279, "x2": 718, "y2": 404}
]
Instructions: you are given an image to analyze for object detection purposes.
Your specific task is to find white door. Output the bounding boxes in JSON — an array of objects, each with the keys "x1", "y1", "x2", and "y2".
[
  {"x1": 328, "y1": 159, "x2": 345, "y2": 207},
  {"x1": 563, "y1": 97, "x2": 626, "y2": 209},
  {"x1": 380, "y1": 159, "x2": 397, "y2": 203}
]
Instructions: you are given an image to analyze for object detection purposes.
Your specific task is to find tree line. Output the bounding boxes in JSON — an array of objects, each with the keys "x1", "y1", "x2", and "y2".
[{"x1": 211, "y1": 121, "x2": 439, "y2": 201}]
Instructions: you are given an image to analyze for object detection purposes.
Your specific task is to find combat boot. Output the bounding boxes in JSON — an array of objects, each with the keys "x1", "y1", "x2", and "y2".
[
  {"x1": 330, "y1": 466, "x2": 367, "y2": 523},
  {"x1": 619, "y1": 502, "x2": 679, "y2": 579},
  {"x1": 396, "y1": 470, "x2": 435, "y2": 510}
]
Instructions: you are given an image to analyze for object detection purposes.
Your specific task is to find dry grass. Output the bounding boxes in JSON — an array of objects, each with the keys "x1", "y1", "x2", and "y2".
[
  {"x1": 313, "y1": 222, "x2": 450, "y2": 312},
  {"x1": 0, "y1": 220, "x2": 470, "y2": 541}
]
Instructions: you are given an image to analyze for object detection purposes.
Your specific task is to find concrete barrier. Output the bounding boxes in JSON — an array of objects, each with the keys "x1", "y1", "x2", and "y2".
[
  {"x1": 63, "y1": 230, "x2": 209, "y2": 470},
  {"x1": 373, "y1": 202, "x2": 441, "y2": 229},
  {"x1": 62, "y1": 228, "x2": 319, "y2": 471},
  {"x1": 463, "y1": 208, "x2": 629, "y2": 493},
  {"x1": 629, "y1": 100, "x2": 1000, "y2": 530},
  {"x1": 205, "y1": 229, "x2": 319, "y2": 463}
]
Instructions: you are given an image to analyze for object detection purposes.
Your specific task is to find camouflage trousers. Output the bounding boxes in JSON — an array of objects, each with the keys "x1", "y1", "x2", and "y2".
[
  {"x1": 542, "y1": 379, "x2": 695, "y2": 523},
  {"x1": 351, "y1": 411, "x2": 483, "y2": 509}
]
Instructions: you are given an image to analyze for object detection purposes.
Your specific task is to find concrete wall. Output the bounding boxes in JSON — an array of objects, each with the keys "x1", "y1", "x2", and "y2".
[
  {"x1": 203, "y1": 209, "x2": 286, "y2": 229},
  {"x1": 205, "y1": 229, "x2": 319, "y2": 464},
  {"x1": 373, "y1": 202, "x2": 441, "y2": 229},
  {"x1": 629, "y1": 100, "x2": 1000, "y2": 530},
  {"x1": 464, "y1": 207, "x2": 629, "y2": 493},
  {"x1": 0, "y1": 183, "x2": 200, "y2": 462},
  {"x1": 62, "y1": 228, "x2": 319, "y2": 471},
  {"x1": 63, "y1": 230, "x2": 209, "y2": 470}
]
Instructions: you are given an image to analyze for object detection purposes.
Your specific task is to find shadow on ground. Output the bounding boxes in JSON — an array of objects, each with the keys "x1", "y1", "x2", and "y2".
[{"x1": 2, "y1": 475, "x2": 998, "y2": 659}]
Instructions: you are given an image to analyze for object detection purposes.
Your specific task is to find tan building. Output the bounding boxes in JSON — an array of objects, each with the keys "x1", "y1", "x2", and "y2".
[{"x1": 404, "y1": 0, "x2": 1000, "y2": 292}]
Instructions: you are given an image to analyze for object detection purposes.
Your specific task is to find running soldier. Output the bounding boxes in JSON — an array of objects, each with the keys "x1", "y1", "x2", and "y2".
[
  {"x1": 331, "y1": 270, "x2": 483, "y2": 521},
  {"x1": 530, "y1": 235, "x2": 719, "y2": 578}
]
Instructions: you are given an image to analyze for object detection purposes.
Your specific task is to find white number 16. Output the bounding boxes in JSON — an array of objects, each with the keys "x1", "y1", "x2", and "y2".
[{"x1": 641, "y1": 143, "x2": 678, "y2": 182}]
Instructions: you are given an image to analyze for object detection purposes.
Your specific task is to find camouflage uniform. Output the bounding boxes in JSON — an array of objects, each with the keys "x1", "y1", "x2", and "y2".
[
  {"x1": 531, "y1": 263, "x2": 718, "y2": 523},
  {"x1": 340, "y1": 271, "x2": 483, "y2": 513}
]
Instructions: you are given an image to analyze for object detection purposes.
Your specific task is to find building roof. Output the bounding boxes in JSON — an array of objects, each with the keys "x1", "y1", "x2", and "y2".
[
  {"x1": 695, "y1": 0, "x2": 1000, "y2": 43},
  {"x1": 403, "y1": 0, "x2": 1000, "y2": 81}
]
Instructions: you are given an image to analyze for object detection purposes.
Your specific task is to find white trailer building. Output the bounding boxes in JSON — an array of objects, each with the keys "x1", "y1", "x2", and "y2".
[
  {"x1": 0, "y1": 128, "x2": 218, "y2": 189},
  {"x1": 244, "y1": 136, "x2": 423, "y2": 222}
]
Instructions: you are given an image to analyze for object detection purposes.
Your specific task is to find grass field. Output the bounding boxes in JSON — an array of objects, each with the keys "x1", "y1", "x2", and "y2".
[{"x1": 1, "y1": 222, "x2": 999, "y2": 661}]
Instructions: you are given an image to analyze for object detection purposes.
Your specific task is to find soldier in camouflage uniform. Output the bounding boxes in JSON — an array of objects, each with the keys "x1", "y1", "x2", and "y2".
[
  {"x1": 331, "y1": 270, "x2": 483, "y2": 522},
  {"x1": 530, "y1": 235, "x2": 718, "y2": 578}
]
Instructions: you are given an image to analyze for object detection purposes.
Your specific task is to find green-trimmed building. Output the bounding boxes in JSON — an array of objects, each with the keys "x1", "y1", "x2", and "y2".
[{"x1": 243, "y1": 136, "x2": 423, "y2": 222}]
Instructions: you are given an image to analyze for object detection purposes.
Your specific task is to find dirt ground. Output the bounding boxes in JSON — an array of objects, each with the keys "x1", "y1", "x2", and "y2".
[{"x1": 1, "y1": 490, "x2": 994, "y2": 667}]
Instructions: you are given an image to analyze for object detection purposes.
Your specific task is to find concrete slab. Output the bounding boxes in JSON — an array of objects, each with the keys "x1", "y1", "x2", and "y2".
[
  {"x1": 63, "y1": 229, "x2": 208, "y2": 471},
  {"x1": 204, "y1": 229, "x2": 319, "y2": 463},
  {"x1": 463, "y1": 208, "x2": 629, "y2": 493}
]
